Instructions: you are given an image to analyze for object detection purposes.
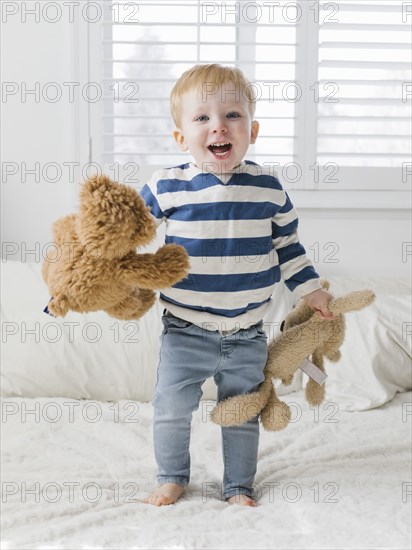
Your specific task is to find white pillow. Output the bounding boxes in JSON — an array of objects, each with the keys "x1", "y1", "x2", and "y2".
[
  {"x1": 1, "y1": 261, "x2": 164, "y2": 401},
  {"x1": 1, "y1": 261, "x2": 300, "y2": 401},
  {"x1": 307, "y1": 279, "x2": 412, "y2": 411}
]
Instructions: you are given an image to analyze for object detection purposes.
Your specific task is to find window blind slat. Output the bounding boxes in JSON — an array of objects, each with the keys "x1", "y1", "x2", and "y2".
[
  {"x1": 105, "y1": 41, "x2": 293, "y2": 46},
  {"x1": 319, "y1": 61, "x2": 410, "y2": 68},
  {"x1": 104, "y1": 22, "x2": 297, "y2": 28},
  {"x1": 106, "y1": 59, "x2": 296, "y2": 64},
  {"x1": 320, "y1": 42, "x2": 410, "y2": 49},
  {"x1": 316, "y1": 24, "x2": 409, "y2": 31},
  {"x1": 336, "y1": 3, "x2": 404, "y2": 12}
]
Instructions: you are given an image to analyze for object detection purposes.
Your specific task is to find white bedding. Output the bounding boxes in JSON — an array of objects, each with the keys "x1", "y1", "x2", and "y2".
[
  {"x1": 2, "y1": 390, "x2": 411, "y2": 550},
  {"x1": 1, "y1": 262, "x2": 411, "y2": 548}
]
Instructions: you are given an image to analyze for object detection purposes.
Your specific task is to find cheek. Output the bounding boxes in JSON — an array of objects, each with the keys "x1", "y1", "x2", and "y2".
[
  {"x1": 242, "y1": 127, "x2": 253, "y2": 143},
  {"x1": 194, "y1": 129, "x2": 208, "y2": 145}
]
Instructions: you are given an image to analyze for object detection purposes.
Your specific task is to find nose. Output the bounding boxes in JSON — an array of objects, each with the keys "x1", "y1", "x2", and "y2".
[{"x1": 211, "y1": 117, "x2": 228, "y2": 134}]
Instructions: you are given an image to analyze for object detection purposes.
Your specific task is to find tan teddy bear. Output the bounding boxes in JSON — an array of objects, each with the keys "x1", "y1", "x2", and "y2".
[
  {"x1": 210, "y1": 280, "x2": 375, "y2": 431},
  {"x1": 42, "y1": 174, "x2": 190, "y2": 320}
]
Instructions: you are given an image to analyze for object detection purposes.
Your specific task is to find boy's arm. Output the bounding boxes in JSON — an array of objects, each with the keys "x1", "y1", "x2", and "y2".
[
  {"x1": 272, "y1": 190, "x2": 322, "y2": 300},
  {"x1": 139, "y1": 180, "x2": 167, "y2": 227}
]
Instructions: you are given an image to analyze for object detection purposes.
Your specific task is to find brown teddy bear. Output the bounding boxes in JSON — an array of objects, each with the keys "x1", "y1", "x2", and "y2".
[
  {"x1": 42, "y1": 174, "x2": 190, "y2": 320},
  {"x1": 210, "y1": 280, "x2": 375, "y2": 431}
]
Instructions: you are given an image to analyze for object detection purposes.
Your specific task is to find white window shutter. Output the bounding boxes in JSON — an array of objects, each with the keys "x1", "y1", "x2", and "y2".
[
  {"x1": 86, "y1": 0, "x2": 411, "y2": 197},
  {"x1": 315, "y1": 0, "x2": 411, "y2": 190}
]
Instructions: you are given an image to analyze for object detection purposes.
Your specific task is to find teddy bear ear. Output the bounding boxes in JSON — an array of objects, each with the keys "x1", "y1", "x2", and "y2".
[
  {"x1": 76, "y1": 175, "x2": 157, "y2": 258},
  {"x1": 319, "y1": 278, "x2": 330, "y2": 290},
  {"x1": 328, "y1": 289, "x2": 376, "y2": 316}
]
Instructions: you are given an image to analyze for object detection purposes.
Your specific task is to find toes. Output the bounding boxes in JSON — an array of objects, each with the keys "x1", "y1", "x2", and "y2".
[
  {"x1": 226, "y1": 495, "x2": 257, "y2": 506},
  {"x1": 144, "y1": 493, "x2": 175, "y2": 506},
  {"x1": 157, "y1": 495, "x2": 173, "y2": 506}
]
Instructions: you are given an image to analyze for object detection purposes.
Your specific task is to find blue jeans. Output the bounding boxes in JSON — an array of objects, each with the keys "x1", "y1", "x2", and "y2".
[{"x1": 152, "y1": 311, "x2": 268, "y2": 501}]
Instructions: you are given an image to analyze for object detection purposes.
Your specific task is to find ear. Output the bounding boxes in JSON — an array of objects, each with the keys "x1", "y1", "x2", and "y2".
[
  {"x1": 173, "y1": 129, "x2": 189, "y2": 152},
  {"x1": 250, "y1": 120, "x2": 259, "y2": 144}
]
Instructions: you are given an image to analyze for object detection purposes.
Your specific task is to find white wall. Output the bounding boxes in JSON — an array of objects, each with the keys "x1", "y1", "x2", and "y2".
[
  {"x1": 1, "y1": 5, "x2": 410, "y2": 277},
  {"x1": 1, "y1": 1, "x2": 77, "y2": 260},
  {"x1": 297, "y1": 212, "x2": 410, "y2": 278}
]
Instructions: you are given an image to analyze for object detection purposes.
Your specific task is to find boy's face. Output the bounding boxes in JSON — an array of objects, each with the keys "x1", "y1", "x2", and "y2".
[{"x1": 173, "y1": 85, "x2": 259, "y2": 172}]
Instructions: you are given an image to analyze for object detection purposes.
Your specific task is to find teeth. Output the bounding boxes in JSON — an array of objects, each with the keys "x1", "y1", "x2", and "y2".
[{"x1": 210, "y1": 142, "x2": 230, "y2": 147}]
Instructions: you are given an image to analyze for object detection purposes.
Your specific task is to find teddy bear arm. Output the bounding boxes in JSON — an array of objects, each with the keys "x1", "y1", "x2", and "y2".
[
  {"x1": 119, "y1": 245, "x2": 190, "y2": 289},
  {"x1": 327, "y1": 290, "x2": 375, "y2": 316}
]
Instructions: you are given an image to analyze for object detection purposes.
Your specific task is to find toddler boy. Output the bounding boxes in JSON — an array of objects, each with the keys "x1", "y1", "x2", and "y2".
[{"x1": 141, "y1": 64, "x2": 334, "y2": 507}]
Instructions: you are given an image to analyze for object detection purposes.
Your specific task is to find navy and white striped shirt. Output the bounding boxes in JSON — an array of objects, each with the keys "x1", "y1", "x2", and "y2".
[{"x1": 140, "y1": 160, "x2": 321, "y2": 331}]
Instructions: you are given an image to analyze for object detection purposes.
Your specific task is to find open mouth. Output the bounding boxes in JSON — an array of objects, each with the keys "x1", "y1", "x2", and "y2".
[{"x1": 207, "y1": 142, "x2": 232, "y2": 157}]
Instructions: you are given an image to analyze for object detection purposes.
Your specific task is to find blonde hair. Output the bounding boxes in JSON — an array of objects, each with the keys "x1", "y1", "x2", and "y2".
[{"x1": 170, "y1": 63, "x2": 257, "y2": 127}]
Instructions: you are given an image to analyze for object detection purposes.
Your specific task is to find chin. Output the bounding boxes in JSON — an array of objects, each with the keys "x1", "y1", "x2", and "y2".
[
  {"x1": 209, "y1": 159, "x2": 239, "y2": 172},
  {"x1": 196, "y1": 154, "x2": 240, "y2": 173}
]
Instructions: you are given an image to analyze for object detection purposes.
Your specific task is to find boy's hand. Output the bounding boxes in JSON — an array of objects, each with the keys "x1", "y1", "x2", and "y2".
[{"x1": 301, "y1": 288, "x2": 335, "y2": 320}]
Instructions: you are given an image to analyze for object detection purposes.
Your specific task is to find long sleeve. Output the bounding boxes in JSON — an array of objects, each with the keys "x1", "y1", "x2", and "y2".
[
  {"x1": 272, "y1": 191, "x2": 322, "y2": 299},
  {"x1": 139, "y1": 180, "x2": 166, "y2": 227}
]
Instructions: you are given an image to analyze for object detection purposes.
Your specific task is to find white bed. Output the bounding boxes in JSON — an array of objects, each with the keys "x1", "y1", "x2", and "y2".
[{"x1": 1, "y1": 261, "x2": 411, "y2": 550}]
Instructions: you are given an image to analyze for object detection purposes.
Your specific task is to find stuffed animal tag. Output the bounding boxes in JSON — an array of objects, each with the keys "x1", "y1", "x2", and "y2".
[
  {"x1": 299, "y1": 357, "x2": 327, "y2": 385},
  {"x1": 43, "y1": 297, "x2": 55, "y2": 316}
]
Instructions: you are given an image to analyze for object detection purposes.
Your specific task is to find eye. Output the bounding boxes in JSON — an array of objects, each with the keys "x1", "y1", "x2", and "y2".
[
  {"x1": 227, "y1": 112, "x2": 240, "y2": 119},
  {"x1": 195, "y1": 115, "x2": 209, "y2": 122}
]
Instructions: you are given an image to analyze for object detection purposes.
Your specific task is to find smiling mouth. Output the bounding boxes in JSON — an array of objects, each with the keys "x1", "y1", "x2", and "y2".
[{"x1": 208, "y1": 142, "x2": 232, "y2": 156}]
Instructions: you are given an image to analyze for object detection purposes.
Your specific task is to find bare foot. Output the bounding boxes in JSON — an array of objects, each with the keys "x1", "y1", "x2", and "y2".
[
  {"x1": 144, "y1": 483, "x2": 185, "y2": 506},
  {"x1": 226, "y1": 494, "x2": 257, "y2": 507}
]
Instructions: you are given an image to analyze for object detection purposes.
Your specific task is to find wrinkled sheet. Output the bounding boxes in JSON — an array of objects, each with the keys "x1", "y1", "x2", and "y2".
[{"x1": 1, "y1": 390, "x2": 411, "y2": 549}]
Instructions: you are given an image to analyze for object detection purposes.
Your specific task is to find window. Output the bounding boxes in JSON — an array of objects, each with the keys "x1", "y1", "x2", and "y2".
[
  {"x1": 85, "y1": 0, "x2": 411, "y2": 196},
  {"x1": 317, "y1": 0, "x2": 411, "y2": 170}
]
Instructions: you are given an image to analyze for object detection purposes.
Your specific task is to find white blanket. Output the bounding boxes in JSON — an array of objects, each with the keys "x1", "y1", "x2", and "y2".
[{"x1": 2, "y1": 390, "x2": 411, "y2": 549}]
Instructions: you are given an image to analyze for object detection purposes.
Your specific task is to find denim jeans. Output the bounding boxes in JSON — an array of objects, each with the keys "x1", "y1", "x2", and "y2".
[{"x1": 152, "y1": 311, "x2": 268, "y2": 501}]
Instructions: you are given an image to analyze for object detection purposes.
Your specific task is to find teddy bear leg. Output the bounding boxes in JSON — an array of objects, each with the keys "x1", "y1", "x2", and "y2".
[
  {"x1": 326, "y1": 349, "x2": 341, "y2": 363},
  {"x1": 209, "y1": 392, "x2": 261, "y2": 426},
  {"x1": 47, "y1": 294, "x2": 69, "y2": 317},
  {"x1": 305, "y1": 351, "x2": 326, "y2": 406},
  {"x1": 106, "y1": 289, "x2": 156, "y2": 320},
  {"x1": 210, "y1": 376, "x2": 273, "y2": 427},
  {"x1": 260, "y1": 385, "x2": 292, "y2": 431}
]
